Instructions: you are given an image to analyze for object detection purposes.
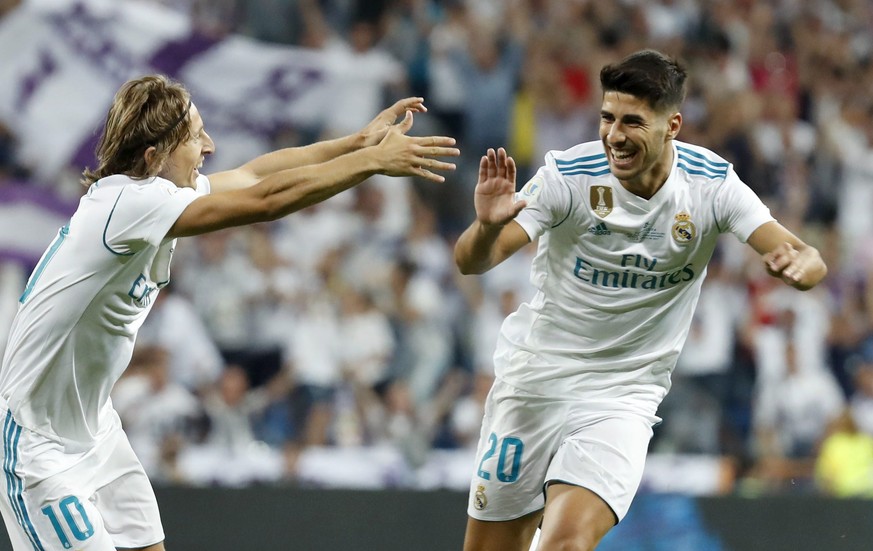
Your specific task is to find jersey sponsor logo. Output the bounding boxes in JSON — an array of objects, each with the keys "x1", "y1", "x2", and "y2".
[
  {"x1": 590, "y1": 185, "x2": 613, "y2": 217},
  {"x1": 473, "y1": 485, "x2": 488, "y2": 510},
  {"x1": 128, "y1": 273, "x2": 157, "y2": 307},
  {"x1": 573, "y1": 254, "x2": 697, "y2": 290},
  {"x1": 516, "y1": 175, "x2": 544, "y2": 203},
  {"x1": 587, "y1": 222, "x2": 611, "y2": 235},
  {"x1": 671, "y1": 211, "x2": 696, "y2": 244}
]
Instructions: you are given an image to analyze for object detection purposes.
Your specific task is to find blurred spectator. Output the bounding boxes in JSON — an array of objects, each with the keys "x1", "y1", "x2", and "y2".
[
  {"x1": 137, "y1": 288, "x2": 224, "y2": 395},
  {"x1": 849, "y1": 360, "x2": 873, "y2": 438},
  {"x1": 654, "y1": 246, "x2": 746, "y2": 455},
  {"x1": 177, "y1": 365, "x2": 286, "y2": 486},
  {"x1": 814, "y1": 410, "x2": 873, "y2": 498},
  {"x1": 750, "y1": 328, "x2": 844, "y2": 490},
  {"x1": 112, "y1": 345, "x2": 203, "y2": 483},
  {"x1": 385, "y1": 257, "x2": 452, "y2": 405},
  {"x1": 315, "y1": 15, "x2": 407, "y2": 136},
  {"x1": 282, "y1": 264, "x2": 343, "y2": 447}
]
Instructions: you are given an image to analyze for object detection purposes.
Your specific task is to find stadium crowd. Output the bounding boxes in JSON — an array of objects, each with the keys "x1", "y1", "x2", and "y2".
[{"x1": 2, "y1": 0, "x2": 873, "y2": 497}]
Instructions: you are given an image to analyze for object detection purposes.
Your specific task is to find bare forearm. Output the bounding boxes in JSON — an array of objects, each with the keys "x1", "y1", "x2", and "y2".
[
  {"x1": 454, "y1": 221, "x2": 506, "y2": 275},
  {"x1": 173, "y1": 147, "x2": 381, "y2": 236},
  {"x1": 254, "y1": 146, "x2": 378, "y2": 219},
  {"x1": 243, "y1": 133, "x2": 364, "y2": 177}
]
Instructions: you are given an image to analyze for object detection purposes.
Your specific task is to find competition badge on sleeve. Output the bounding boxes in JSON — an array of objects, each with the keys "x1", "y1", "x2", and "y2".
[{"x1": 517, "y1": 175, "x2": 544, "y2": 204}]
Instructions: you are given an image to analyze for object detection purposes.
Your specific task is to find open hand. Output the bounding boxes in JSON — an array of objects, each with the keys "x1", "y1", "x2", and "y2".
[
  {"x1": 375, "y1": 111, "x2": 459, "y2": 182},
  {"x1": 474, "y1": 148, "x2": 526, "y2": 225},
  {"x1": 359, "y1": 97, "x2": 427, "y2": 148}
]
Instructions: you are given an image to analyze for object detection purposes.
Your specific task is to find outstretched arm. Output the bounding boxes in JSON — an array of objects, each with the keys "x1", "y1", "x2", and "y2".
[
  {"x1": 454, "y1": 147, "x2": 530, "y2": 275},
  {"x1": 746, "y1": 221, "x2": 827, "y2": 291},
  {"x1": 208, "y1": 97, "x2": 429, "y2": 193},
  {"x1": 168, "y1": 110, "x2": 458, "y2": 238}
]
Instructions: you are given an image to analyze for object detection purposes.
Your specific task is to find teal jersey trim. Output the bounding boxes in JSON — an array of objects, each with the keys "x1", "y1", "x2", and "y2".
[{"x1": 103, "y1": 188, "x2": 135, "y2": 256}]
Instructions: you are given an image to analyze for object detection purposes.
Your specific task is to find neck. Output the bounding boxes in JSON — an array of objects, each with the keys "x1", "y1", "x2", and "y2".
[{"x1": 619, "y1": 144, "x2": 674, "y2": 200}]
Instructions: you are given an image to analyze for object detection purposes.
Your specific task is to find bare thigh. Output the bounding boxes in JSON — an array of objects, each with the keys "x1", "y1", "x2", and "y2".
[
  {"x1": 463, "y1": 509, "x2": 542, "y2": 551},
  {"x1": 536, "y1": 483, "x2": 616, "y2": 551},
  {"x1": 119, "y1": 544, "x2": 165, "y2": 551}
]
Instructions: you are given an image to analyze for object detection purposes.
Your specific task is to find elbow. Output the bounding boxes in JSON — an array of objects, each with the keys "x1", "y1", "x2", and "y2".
[
  {"x1": 260, "y1": 194, "x2": 292, "y2": 222},
  {"x1": 454, "y1": 251, "x2": 480, "y2": 276},
  {"x1": 456, "y1": 264, "x2": 476, "y2": 276}
]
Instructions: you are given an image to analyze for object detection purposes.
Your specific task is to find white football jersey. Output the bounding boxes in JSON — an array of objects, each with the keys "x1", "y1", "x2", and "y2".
[
  {"x1": 497, "y1": 140, "x2": 773, "y2": 416},
  {"x1": 0, "y1": 174, "x2": 208, "y2": 445}
]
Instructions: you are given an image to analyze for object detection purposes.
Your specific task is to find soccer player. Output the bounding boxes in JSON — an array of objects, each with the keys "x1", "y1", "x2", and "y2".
[
  {"x1": 454, "y1": 49, "x2": 826, "y2": 551},
  {"x1": 0, "y1": 75, "x2": 458, "y2": 551}
]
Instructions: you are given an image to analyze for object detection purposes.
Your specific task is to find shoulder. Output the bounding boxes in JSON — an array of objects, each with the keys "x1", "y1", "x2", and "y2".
[
  {"x1": 674, "y1": 141, "x2": 731, "y2": 182},
  {"x1": 546, "y1": 141, "x2": 610, "y2": 178}
]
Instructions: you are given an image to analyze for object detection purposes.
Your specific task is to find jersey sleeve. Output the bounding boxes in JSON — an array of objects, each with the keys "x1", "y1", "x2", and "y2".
[
  {"x1": 103, "y1": 177, "x2": 205, "y2": 254},
  {"x1": 513, "y1": 165, "x2": 573, "y2": 241},
  {"x1": 714, "y1": 169, "x2": 775, "y2": 243}
]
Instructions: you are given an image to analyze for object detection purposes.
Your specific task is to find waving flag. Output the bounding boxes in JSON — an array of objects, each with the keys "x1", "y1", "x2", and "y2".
[{"x1": 0, "y1": 0, "x2": 330, "y2": 181}]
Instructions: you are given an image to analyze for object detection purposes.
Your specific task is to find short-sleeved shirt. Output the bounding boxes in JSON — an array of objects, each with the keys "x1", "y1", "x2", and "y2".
[
  {"x1": 495, "y1": 140, "x2": 773, "y2": 416},
  {"x1": 0, "y1": 174, "x2": 209, "y2": 446}
]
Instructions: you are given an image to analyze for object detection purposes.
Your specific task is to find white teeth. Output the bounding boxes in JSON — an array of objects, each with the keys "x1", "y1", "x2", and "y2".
[{"x1": 613, "y1": 150, "x2": 634, "y2": 160}]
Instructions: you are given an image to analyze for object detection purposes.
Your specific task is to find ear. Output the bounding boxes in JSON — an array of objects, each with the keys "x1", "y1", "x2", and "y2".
[
  {"x1": 143, "y1": 146, "x2": 162, "y2": 174},
  {"x1": 143, "y1": 145, "x2": 157, "y2": 165},
  {"x1": 666, "y1": 112, "x2": 682, "y2": 141}
]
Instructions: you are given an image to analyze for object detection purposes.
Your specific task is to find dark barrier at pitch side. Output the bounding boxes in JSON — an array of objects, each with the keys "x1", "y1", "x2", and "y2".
[{"x1": 0, "y1": 489, "x2": 870, "y2": 550}]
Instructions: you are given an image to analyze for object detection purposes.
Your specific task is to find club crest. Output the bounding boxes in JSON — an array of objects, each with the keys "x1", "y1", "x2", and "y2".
[
  {"x1": 473, "y1": 484, "x2": 488, "y2": 510},
  {"x1": 671, "y1": 211, "x2": 696, "y2": 244}
]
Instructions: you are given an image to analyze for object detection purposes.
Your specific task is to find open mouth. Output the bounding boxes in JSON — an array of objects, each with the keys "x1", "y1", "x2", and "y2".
[{"x1": 610, "y1": 149, "x2": 637, "y2": 169}]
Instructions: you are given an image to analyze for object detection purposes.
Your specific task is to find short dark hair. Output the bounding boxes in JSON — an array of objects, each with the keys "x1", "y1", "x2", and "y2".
[{"x1": 599, "y1": 49, "x2": 687, "y2": 112}]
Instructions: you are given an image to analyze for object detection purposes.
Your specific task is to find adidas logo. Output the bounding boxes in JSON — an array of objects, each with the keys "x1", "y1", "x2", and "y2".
[{"x1": 588, "y1": 222, "x2": 611, "y2": 235}]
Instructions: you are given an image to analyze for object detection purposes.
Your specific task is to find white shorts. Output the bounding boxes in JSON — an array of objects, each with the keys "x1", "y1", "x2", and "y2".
[
  {"x1": 467, "y1": 379, "x2": 654, "y2": 523},
  {"x1": 0, "y1": 410, "x2": 164, "y2": 550}
]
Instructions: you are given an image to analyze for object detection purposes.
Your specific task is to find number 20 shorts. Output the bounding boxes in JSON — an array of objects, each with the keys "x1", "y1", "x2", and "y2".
[{"x1": 467, "y1": 378, "x2": 655, "y2": 523}]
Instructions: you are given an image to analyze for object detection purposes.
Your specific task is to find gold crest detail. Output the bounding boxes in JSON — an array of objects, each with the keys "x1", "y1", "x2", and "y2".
[
  {"x1": 590, "y1": 186, "x2": 613, "y2": 217},
  {"x1": 671, "y1": 211, "x2": 696, "y2": 244},
  {"x1": 473, "y1": 485, "x2": 488, "y2": 510}
]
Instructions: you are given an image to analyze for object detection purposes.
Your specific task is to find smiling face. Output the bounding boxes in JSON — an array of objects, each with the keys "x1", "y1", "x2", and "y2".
[
  {"x1": 157, "y1": 103, "x2": 214, "y2": 189},
  {"x1": 599, "y1": 91, "x2": 681, "y2": 197}
]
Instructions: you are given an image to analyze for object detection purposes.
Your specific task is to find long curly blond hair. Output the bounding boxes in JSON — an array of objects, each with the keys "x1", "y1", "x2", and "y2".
[{"x1": 81, "y1": 75, "x2": 192, "y2": 186}]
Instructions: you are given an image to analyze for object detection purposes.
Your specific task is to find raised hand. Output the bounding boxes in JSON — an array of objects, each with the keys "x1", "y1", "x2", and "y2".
[
  {"x1": 374, "y1": 111, "x2": 459, "y2": 182},
  {"x1": 359, "y1": 97, "x2": 427, "y2": 148},
  {"x1": 475, "y1": 148, "x2": 526, "y2": 225}
]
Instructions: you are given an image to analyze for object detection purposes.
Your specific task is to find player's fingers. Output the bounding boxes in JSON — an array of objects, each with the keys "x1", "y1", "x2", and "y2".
[
  {"x1": 506, "y1": 153, "x2": 517, "y2": 183},
  {"x1": 496, "y1": 148, "x2": 507, "y2": 179},
  {"x1": 395, "y1": 110, "x2": 414, "y2": 134},
  {"x1": 415, "y1": 167, "x2": 445, "y2": 183},
  {"x1": 414, "y1": 136, "x2": 457, "y2": 148},
  {"x1": 486, "y1": 148, "x2": 498, "y2": 179},
  {"x1": 389, "y1": 97, "x2": 426, "y2": 116},
  {"x1": 782, "y1": 265, "x2": 803, "y2": 283},
  {"x1": 478, "y1": 155, "x2": 489, "y2": 183},
  {"x1": 511, "y1": 199, "x2": 527, "y2": 216},
  {"x1": 415, "y1": 144, "x2": 460, "y2": 157},
  {"x1": 417, "y1": 158, "x2": 456, "y2": 172}
]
